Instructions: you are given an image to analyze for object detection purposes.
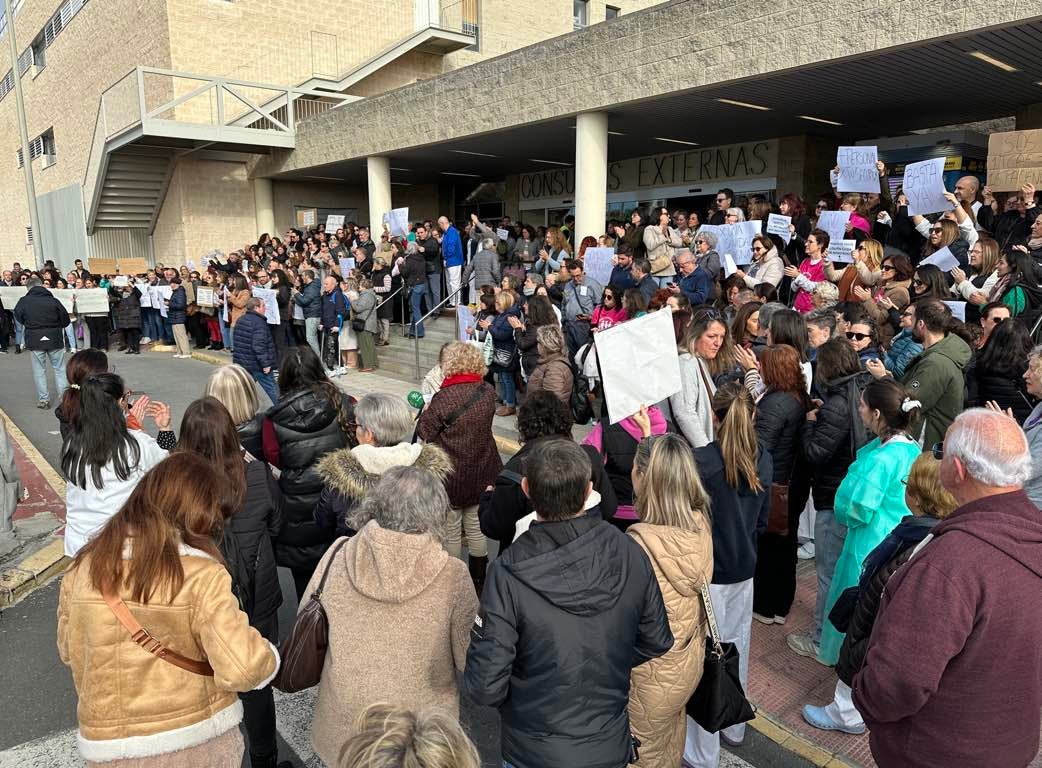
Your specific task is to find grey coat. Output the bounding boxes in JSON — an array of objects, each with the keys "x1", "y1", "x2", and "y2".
[
  {"x1": 1024, "y1": 402, "x2": 1042, "y2": 508},
  {"x1": 351, "y1": 289, "x2": 380, "y2": 334},
  {"x1": 463, "y1": 248, "x2": 502, "y2": 290},
  {"x1": 1, "y1": 418, "x2": 23, "y2": 530}
]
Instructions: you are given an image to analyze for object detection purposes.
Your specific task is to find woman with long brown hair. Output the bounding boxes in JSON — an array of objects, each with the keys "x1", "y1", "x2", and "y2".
[
  {"x1": 175, "y1": 397, "x2": 284, "y2": 768},
  {"x1": 57, "y1": 453, "x2": 279, "y2": 767}
]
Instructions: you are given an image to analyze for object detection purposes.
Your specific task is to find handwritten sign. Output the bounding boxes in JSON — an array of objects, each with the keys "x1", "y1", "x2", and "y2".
[
  {"x1": 837, "y1": 146, "x2": 880, "y2": 193},
  {"x1": 325, "y1": 214, "x2": 345, "y2": 232},
  {"x1": 251, "y1": 287, "x2": 280, "y2": 325},
  {"x1": 828, "y1": 239, "x2": 857, "y2": 263},
  {"x1": 387, "y1": 207, "x2": 409, "y2": 238},
  {"x1": 766, "y1": 213, "x2": 792, "y2": 245},
  {"x1": 582, "y1": 247, "x2": 614, "y2": 287},
  {"x1": 903, "y1": 158, "x2": 953, "y2": 216},
  {"x1": 136, "y1": 285, "x2": 152, "y2": 308},
  {"x1": 920, "y1": 246, "x2": 960, "y2": 272},
  {"x1": 119, "y1": 258, "x2": 148, "y2": 276},
  {"x1": 730, "y1": 220, "x2": 762, "y2": 265},
  {"x1": 300, "y1": 209, "x2": 317, "y2": 228},
  {"x1": 338, "y1": 257, "x2": 356, "y2": 276},
  {"x1": 986, "y1": 129, "x2": 1042, "y2": 192},
  {"x1": 150, "y1": 286, "x2": 173, "y2": 318},
  {"x1": 74, "y1": 288, "x2": 110, "y2": 314},
  {"x1": 88, "y1": 257, "x2": 118, "y2": 276},
  {"x1": 113, "y1": 275, "x2": 129, "y2": 288},
  {"x1": 196, "y1": 286, "x2": 216, "y2": 307},
  {"x1": 496, "y1": 228, "x2": 510, "y2": 242},
  {"x1": 817, "y1": 210, "x2": 851, "y2": 246}
]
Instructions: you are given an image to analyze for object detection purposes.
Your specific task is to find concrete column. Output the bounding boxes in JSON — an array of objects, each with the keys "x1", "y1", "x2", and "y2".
[
  {"x1": 253, "y1": 178, "x2": 276, "y2": 237},
  {"x1": 367, "y1": 156, "x2": 392, "y2": 232},
  {"x1": 574, "y1": 111, "x2": 608, "y2": 244}
]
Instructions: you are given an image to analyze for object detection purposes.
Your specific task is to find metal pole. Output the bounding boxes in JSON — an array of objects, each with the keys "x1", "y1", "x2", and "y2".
[{"x1": 5, "y1": 2, "x2": 42, "y2": 269}]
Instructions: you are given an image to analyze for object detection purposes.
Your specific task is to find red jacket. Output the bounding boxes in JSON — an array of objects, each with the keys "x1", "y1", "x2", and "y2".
[{"x1": 853, "y1": 490, "x2": 1042, "y2": 767}]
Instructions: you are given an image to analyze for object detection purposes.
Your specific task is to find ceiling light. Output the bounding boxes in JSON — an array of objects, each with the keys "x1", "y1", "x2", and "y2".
[
  {"x1": 654, "y1": 137, "x2": 699, "y2": 147},
  {"x1": 569, "y1": 127, "x2": 627, "y2": 136},
  {"x1": 529, "y1": 158, "x2": 571, "y2": 166},
  {"x1": 440, "y1": 171, "x2": 481, "y2": 177},
  {"x1": 390, "y1": 167, "x2": 411, "y2": 172},
  {"x1": 448, "y1": 149, "x2": 499, "y2": 158},
  {"x1": 716, "y1": 98, "x2": 771, "y2": 111},
  {"x1": 967, "y1": 51, "x2": 1018, "y2": 72},
  {"x1": 798, "y1": 115, "x2": 844, "y2": 126},
  {"x1": 301, "y1": 175, "x2": 343, "y2": 181},
  {"x1": 391, "y1": 182, "x2": 412, "y2": 186}
]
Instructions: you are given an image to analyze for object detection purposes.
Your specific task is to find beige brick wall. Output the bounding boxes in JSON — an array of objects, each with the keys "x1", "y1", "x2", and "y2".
[
  {"x1": 152, "y1": 162, "x2": 186, "y2": 266},
  {"x1": 179, "y1": 158, "x2": 257, "y2": 260}
]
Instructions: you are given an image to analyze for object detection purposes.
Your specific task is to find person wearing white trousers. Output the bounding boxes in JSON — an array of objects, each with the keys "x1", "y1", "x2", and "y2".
[
  {"x1": 683, "y1": 579, "x2": 754, "y2": 766},
  {"x1": 445, "y1": 265, "x2": 462, "y2": 307}
]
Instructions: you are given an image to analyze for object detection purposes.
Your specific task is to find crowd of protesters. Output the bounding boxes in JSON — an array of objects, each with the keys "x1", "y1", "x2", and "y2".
[{"x1": 7, "y1": 159, "x2": 1042, "y2": 768}]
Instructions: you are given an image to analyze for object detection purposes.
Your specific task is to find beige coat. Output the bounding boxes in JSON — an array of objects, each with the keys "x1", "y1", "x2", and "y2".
[
  {"x1": 526, "y1": 353, "x2": 573, "y2": 407},
  {"x1": 57, "y1": 544, "x2": 278, "y2": 763},
  {"x1": 308, "y1": 522, "x2": 479, "y2": 766},
  {"x1": 627, "y1": 521, "x2": 714, "y2": 768}
]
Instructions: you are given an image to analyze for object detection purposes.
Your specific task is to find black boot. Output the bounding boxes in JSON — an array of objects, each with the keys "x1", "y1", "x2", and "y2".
[
  {"x1": 468, "y1": 555, "x2": 488, "y2": 597},
  {"x1": 249, "y1": 751, "x2": 292, "y2": 768}
]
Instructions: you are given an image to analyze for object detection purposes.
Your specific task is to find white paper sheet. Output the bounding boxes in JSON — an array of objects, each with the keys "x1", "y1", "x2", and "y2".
[
  {"x1": 766, "y1": 213, "x2": 792, "y2": 245},
  {"x1": 723, "y1": 254, "x2": 738, "y2": 277},
  {"x1": 942, "y1": 300, "x2": 967, "y2": 322},
  {"x1": 828, "y1": 240, "x2": 858, "y2": 263},
  {"x1": 456, "y1": 304, "x2": 476, "y2": 341},
  {"x1": 51, "y1": 289, "x2": 76, "y2": 314},
  {"x1": 903, "y1": 158, "x2": 954, "y2": 217},
  {"x1": 920, "y1": 246, "x2": 960, "y2": 272},
  {"x1": 325, "y1": 214, "x2": 345, "y2": 232},
  {"x1": 836, "y1": 146, "x2": 880, "y2": 193},
  {"x1": 387, "y1": 207, "x2": 409, "y2": 238},
  {"x1": 136, "y1": 285, "x2": 152, "y2": 308},
  {"x1": 113, "y1": 276, "x2": 129, "y2": 288},
  {"x1": 151, "y1": 286, "x2": 173, "y2": 318},
  {"x1": 251, "y1": 287, "x2": 281, "y2": 325},
  {"x1": 0, "y1": 286, "x2": 27, "y2": 304},
  {"x1": 582, "y1": 247, "x2": 615, "y2": 287},
  {"x1": 816, "y1": 211, "x2": 852, "y2": 246},
  {"x1": 496, "y1": 228, "x2": 510, "y2": 241},
  {"x1": 195, "y1": 286, "x2": 216, "y2": 307},
  {"x1": 338, "y1": 257, "x2": 356, "y2": 276},
  {"x1": 594, "y1": 308, "x2": 682, "y2": 424},
  {"x1": 74, "y1": 288, "x2": 110, "y2": 315}
]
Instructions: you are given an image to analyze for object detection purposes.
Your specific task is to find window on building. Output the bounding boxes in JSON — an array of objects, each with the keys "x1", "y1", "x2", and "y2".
[
  {"x1": 16, "y1": 128, "x2": 55, "y2": 168},
  {"x1": 573, "y1": 0, "x2": 588, "y2": 29},
  {"x1": 30, "y1": 34, "x2": 46, "y2": 74},
  {"x1": 606, "y1": 5, "x2": 620, "y2": 19},
  {"x1": 16, "y1": 46, "x2": 33, "y2": 76}
]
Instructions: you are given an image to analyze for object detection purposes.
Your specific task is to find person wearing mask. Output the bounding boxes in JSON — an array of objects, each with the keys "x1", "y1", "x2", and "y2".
[
  {"x1": 314, "y1": 393, "x2": 451, "y2": 538},
  {"x1": 338, "y1": 704, "x2": 481, "y2": 768},
  {"x1": 206, "y1": 363, "x2": 266, "y2": 458},
  {"x1": 686, "y1": 383, "x2": 772, "y2": 763},
  {"x1": 57, "y1": 454, "x2": 280, "y2": 768},
  {"x1": 853, "y1": 409, "x2": 1042, "y2": 768},
  {"x1": 61, "y1": 373, "x2": 172, "y2": 557},
  {"x1": 784, "y1": 229, "x2": 830, "y2": 314},
  {"x1": 868, "y1": 299, "x2": 970, "y2": 450},
  {"x1": 752, "y1": 344, "x2": 812, "y2": 625},
  {"x1": 463, "y1": 439, "x2": 673, "y2": 768},
  {"x1": 437, "y1": 216, "x2": 465, "y2": 306},
  {"x1": 627, "y1": 430, "x2": 713, "y2": 767},
  {"x1": 671, "y1": 250, "x2": 713, "y2": 307},
  {"x1": 416, "y1": 342, "x2": 500, "y2": 589},
  {"x1": 293, "y1": 269, "x2": 322, "y2": 356},
  {"x1": 803, "y1": 454, "x2": 955, "y2": 738},
  {"x1": 481, "y1": 392, "x2": 616, "y2": 553},
  {"x1": 787, "y1": 340, "x2": 872, "y2": 662},
  {"x1": 970, "y1": 317, "x2": 1034, "y2": 423},
  {"x1": 644, "y1": 207, "x2": 683, "y2": 287},
  {"x1": 262, "y1": 345, "x2": 354, "y2": 599},
  {"x1": 174, "y1": 398, "x2": 286, "y2": 768},
  {"x1": 14, "y1": 276, "x2": 71, "y2": 408},
  {"x1": 301, "y1": 468, "x2": 478, "y2": 766},
  {"x1": 735, "y1": 235, "x2": 784, "y2": 290},
  {"x1": 670, "y1": 310, "x2": 725, "y2": 448},
  {"x1": 233, "y1": 298, "x2": 279, "y2": 404}
]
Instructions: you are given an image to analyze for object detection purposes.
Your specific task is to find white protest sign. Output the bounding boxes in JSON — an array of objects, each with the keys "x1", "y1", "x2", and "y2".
[
  {"x1": 594, "y1": 308, "x2": 682, "y2": 425},
  {"x1": 456, "y1": 304, "x2": 476, "y2": 342},
  {"x1": 338, "y1": 257, "x2": 356, "y2": 276},
  {"x1": 496, "y1": 228, "x2": 510, "y2": 242},
  {"x1": 0, "y1": 286, "x2": 27, "y2": 304},
  {"x1": 51, "y1": 289, "x2": 76, "y2": 314},
  {"x1": 723, "y1": 254, "x2": 738, "y2": 278},
  {"x1": 301, "y1": 209, "x2": 317, "y2": 227},
  {"x1": 251, "y1": 287, "x2": 280, "y2": 325},
  {"x1": 816, "y1": 211, "x2": 851, "y2": 246},
  {"x1": 903, "y1": 158, "x2": 953, "y2": 216},
  {"x1": 730, "y1": 220, "x2": 762, "y2": 265},
  {"x1": 828, "y1": 240, "x2": 858, "y2": 263},
  {"x1": 136, "y1": 284, "x2": 152, "y2": 308},
  {"x1": 837, "y1": 146, "x2": 880, "y2": 193},
  {"x1": 74, "y1": 288, "x2": 110, "y2": 315},
  {"x1": 766, "y1": 213, "x2": 792, "y2": 245},
  {"x1": 325, "y1": 214, "x2": 345, "y2": 232},
  {"x1": 942, "y1": 300, "x2": 967, "y2": 322},
  {"x1": 696, "y1": 225, "x2": 732, "y2": 263},
  {"x1": 113, "y1": 275, "x2": 129, "y2": 288},
  {"x1": 387, "y1": 207, "x2": 409, "y2": 238},
  {"x1": 919, "y1": 246, "x2": 960, "y2": 272},
  {"x1": 151, "y1": 286, "x2": 173, "y2": 318},
  {"x1": 222, "y1": 292, "x2": 229, "y2": 323},
  {"x1": 292, "y1": 302, "x2": 304, "y2": 321},
  {"x1": 582, "y1": 247, "x2": 614, "y2": 287},
  {"x1": 196, "y1": 286, "x2": 216, "y2": 307}
]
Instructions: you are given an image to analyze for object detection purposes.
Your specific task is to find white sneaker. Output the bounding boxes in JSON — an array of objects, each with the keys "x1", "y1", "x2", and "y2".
[
  {"x1": 141, "y1": 337, "x2": 151, "y2": 344},
  {"x1": 324, "y1": 368, "x2": 339, "y2": 378},
  {"x1": 337, "y1": 366, "x2": 348, "y2": 376},
  {"x1": 798, "y1": 541, "x2": 816, "y2": 560}
]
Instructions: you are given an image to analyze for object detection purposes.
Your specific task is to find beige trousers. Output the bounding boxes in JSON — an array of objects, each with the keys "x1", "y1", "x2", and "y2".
[
  {"x1": 172, "y1": 324, "x2": 191, "y2": 356},
  {"x1": 445, "y1": 504, "x2": 488, "y2": 558}
]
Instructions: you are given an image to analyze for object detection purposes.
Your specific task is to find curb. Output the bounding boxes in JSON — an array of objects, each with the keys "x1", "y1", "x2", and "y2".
[
  {"x1": 748, "y1": 711, "x2": 859, "y2": 767},
  {"x1": 191, "y1": 350, "x2": 231, "y2": 366}
]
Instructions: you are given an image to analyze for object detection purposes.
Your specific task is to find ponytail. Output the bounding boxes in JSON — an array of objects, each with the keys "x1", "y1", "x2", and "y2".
[
  {"x1": 712, "y1": 382, "x2": 763, "y2": 493},
  {"x1": 60, "y1": 372, "x2": 141, "y2": 490}
]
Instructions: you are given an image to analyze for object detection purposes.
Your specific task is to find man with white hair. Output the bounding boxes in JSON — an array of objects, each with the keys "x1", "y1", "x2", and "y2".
[{"x1": 853, "y1": 408, "x2": 1042, "y2": 768}]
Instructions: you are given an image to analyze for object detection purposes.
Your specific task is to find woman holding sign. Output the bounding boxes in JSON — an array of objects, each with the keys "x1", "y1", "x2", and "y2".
[{"x1": 736, "y1": 235, "x2": 784, "y2": 290}]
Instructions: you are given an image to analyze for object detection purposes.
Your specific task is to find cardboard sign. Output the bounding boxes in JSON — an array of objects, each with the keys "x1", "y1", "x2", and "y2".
[
  {"x1": 766, "y1": 213, "x2": 792, "y2": 245},
  {"x1": 816, "y1": 211, "x2": 851, "y2": 247},
  {"x1": 582, "y1": 247, "x2": 614, "y2": 287},
  {"x1": 903, "y1": 158, "x2": 954, "y2": 216},
  {"x1": 836, "y1": 146, "x2": 880, "y2": 193},
  {"x1": 986, "y1": 129, "x2": 1042, "y2": 192},
  {"x1": 88, "y1": 257, "x2": 118, "y2": 276},
  {"x1": 119, "y1": 258, "x2": 149, "y2": 276}
]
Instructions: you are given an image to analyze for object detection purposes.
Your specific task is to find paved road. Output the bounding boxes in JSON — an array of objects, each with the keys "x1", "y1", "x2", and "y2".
[{"x1": 0, "y1": 349, "x2": 813, "y2": 768}]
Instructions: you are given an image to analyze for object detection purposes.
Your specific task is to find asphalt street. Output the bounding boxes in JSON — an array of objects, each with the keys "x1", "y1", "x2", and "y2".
[{"x1": 0, "y1": 349, "x2": 814, "y2": 768}]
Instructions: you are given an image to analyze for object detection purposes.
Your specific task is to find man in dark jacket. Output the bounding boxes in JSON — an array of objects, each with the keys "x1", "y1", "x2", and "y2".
[
  {"x1": 671, "y1": 249, "x2": 713, "y2": 306},
  {"x1": 464, "y1": 439, "x2": 673, "y2": 768},
  {"x1": 630, "y1": 258, "x2": 657, "y2": 305},
  {"x1": 608, "y1": 244, "x2": 636, "y2": 291},
  {"x1": 14, "y1": 278, "x2": 70, "y2": 408},
  {"x1": 854, "y1": 409, "x2": 1042, "y2": 768},
  {"x1": 293, "y1": 269, "x2": 322, "y2": 356},
  {"x1": 233, "y1": 298, "x2": 278, "y2": 404},
  {"x1": 319, "y1": 275, "x2": 349, "y2": 375},
  {"x1": 416, "y1": 223, "x2": 442, "y2": 311}
]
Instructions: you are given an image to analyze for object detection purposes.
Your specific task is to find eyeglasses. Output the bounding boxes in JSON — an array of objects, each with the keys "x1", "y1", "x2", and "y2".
[
  {"x1": 931, "y1": 442, "x2": 944, "y2": 460},
  {"x1": 845, "y1": 331, "x2": 871, "y2": 341},
  {"x1": 694, "y1": 239, "x2": 706, "y2": 245}
]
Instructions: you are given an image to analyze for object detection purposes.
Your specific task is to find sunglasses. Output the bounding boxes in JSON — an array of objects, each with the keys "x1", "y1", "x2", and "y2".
[
  {"x1": 846, "y1": 331, "x2": 872, "y2": 341},
  {"x1": 694, "y1": 239, "x2": 706, "y2": 245},
  {"x1": 912, "y1": 278, "x2": 925, "y2": 286},
  {"x1": 881, "y1": 264, "x2": 895, "y2": 271},
  {"x1": 693, "y1": 308, "x2": 721, "y2": 322},
  {"x1": 931, "y1": 442, "x2": 944, "y2": 460},
  {"x1": 930, "y1": 227, "x2": 943, "y2": 234},
  {"x1": 816, "y1": 204, "x2": 828, "y2": 209}
]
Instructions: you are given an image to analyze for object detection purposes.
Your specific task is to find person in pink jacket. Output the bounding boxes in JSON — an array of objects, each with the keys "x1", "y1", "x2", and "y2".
[{"x1": 785, "y1": 229, "x2": 831, "y2": 313}]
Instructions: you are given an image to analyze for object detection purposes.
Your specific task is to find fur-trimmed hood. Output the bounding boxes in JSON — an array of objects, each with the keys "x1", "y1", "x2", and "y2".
[{"x1": 316, "y1": 442, "x2": 453, "y2": 501}]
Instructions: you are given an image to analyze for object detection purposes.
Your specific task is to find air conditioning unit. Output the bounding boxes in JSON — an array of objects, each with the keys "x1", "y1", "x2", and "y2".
[
  {"x1": 41, "y1": 153, "x2": 56, "y2": 168},
  {"x1": 31, "y1": 63, "x2": 45, "y2": 79}
]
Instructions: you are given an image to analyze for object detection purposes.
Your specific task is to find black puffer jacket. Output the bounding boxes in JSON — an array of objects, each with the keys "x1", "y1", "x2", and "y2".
[
  {"x1": 463, "y1": 516, "x2": 672, "y2": 768},
  {"x1": 835, "y1": 515, "x2": 938, "y2": 686},
  {"x1": 115, "y1": 289, "x2": 142, "y2": 330},
  {"x1": 13, "y1": 286, "x2": 70, "y2": 352},
  {"x1": 220, "y1": 458, "x2": 283, "y2": 641},
  {"x1": 265, "y1": 387, "x2": 353, "y2": 572},
  {"x1": 237, "y1": 414, "x2": 264, "y2": 460},
  {"x1": 755, "y1": 390, "x2": 807, "y2": 484},
  {"x1": 971, "y1": 357, "x2": 1034, "y2": 424},
  {"x1": 802, "y1": 371, "x2": 872, "y2": 509}
]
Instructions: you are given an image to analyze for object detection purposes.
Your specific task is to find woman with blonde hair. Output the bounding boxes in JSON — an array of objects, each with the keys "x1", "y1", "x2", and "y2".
[
  {"x1": 626, "y1": 426, "x2": 713, "y2": 768},
  {"x1": 57, "y1": 454, "x2": 279, "y2": 767},
  {"x1": 825, "y1": 238, "x2": 882, "y2": 302},
  {"x1": 205, "y1": 363, "x2": 264, "y2": 456},
  {"x1": 534, "y1": 225, "x2": 572, "y2": 276},
  {"x1": 337, "y1": 703, "x2": 480, "y2": 768}
]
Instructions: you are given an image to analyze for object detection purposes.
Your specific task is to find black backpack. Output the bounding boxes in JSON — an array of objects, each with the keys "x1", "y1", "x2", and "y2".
[{"x1": 570, "y1": 345, "x2": 595, "y2": 425}]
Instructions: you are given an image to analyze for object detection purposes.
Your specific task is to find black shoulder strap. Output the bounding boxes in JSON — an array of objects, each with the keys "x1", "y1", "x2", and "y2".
[
  {"x1": 427, "y1": 384, "x2": 489, "y2": 442},
  {"x1": 498, "y1": 468, "x2": 524, "y2": 485}
]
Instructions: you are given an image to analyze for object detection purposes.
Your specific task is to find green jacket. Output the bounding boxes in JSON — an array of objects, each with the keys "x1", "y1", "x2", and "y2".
[{"x1": 900, "y1": 332, "x2": 971, "y2": 450}]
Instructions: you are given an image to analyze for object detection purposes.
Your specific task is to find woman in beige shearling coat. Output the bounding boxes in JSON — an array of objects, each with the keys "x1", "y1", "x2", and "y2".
[{"x1": 626, "y1": 427, "x2": 714, "y2": 768}]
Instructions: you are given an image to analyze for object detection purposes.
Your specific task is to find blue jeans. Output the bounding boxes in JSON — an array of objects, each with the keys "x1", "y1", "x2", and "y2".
[
  {"x1": 30, "y1": 349, "x2": 68, "y2": 404},
  {"x1": 65, "y1": 323, "x2": 76, "y2": 350},
  {"x1": 497, "y1": 370, "x2": 516, "y2": 406},
  {"x1": 221, "y1": 320, "x2": 233, "y2": 350},
  {"x1": 304, "y1": 317, "x2": 320, "y2": 356},
  {"x1": 14, "y1": 318, "x2": 24, "y2": 346},
  {"x1": 163, "y1": 317, "x2": 174, "y2": 344},
  {"x1": 425, "y1": 273, "x2": 442, "y2": 313},
  {"x1": 409, "y1": 285, "x2": 426, "y2": 338},
  {"x1": 252, "y1": 370, "x2": 278, "y2": 406},
  {"x1": 813, "y1": 507, "x2": 847, "y2": 643}
]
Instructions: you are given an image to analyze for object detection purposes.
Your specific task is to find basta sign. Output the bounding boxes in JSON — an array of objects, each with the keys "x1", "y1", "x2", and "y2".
[{"x1": 520, "y1": 140, "x2": 778, "y2": 202}]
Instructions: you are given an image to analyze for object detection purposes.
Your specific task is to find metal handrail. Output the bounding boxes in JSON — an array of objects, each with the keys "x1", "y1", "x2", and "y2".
[
  {"x1": 413, "y1": 283, "x2": 466, "y2": 380},
  {"x1": 373, "y1": 282, "x2": 410, "y2": 333}
]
